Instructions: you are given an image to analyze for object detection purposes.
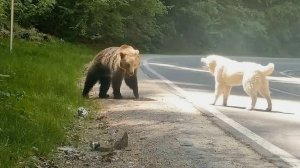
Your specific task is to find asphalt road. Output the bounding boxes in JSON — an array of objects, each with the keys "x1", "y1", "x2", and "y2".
[{"x1": 141, "y1": 55, "x2": 300, "y2": 167}]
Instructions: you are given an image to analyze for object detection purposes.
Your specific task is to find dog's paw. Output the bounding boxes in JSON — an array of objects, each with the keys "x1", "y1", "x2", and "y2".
[
  {"x1": 265, "y1": 107, "x2": 272, "y2": 111},
  {"x1": 246, "y1": 106, "x2": 254, "y2": 111}
]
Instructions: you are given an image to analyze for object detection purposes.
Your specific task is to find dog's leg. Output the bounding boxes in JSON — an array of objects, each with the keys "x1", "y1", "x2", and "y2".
[
  {"x1": 223, "y1": 86, "x2": 232, "y2": 106},
  {"x1": 260, "y1": 92, "x2": 272, "y2": 111},
  {"x1": 259, "y1": 80, "x2": 272, "y2": 111},
  {"x1": 246, "y1": 93, "x2": 257, "y2": 110},
  {"x1": 212, "y1": 83, "x2": 224, "y2": 105},
  {"x1": 243, "y1": 72, "x2": 261, "y2": 111}
]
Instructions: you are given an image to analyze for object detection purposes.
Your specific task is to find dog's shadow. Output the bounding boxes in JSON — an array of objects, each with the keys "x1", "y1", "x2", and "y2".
[{"x1": 216, "y1": 105, "x2": 293, "y2": 115}]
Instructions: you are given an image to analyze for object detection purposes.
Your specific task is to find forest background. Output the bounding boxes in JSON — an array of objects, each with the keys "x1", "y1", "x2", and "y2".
[{"x1": 1, "y1": 0, "x2": 300, "y2": 57}]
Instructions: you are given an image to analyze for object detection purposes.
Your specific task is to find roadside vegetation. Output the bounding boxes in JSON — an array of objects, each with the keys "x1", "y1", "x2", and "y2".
[{"x1": 0, "y1": 39, "x2": 94, "y2": 167}]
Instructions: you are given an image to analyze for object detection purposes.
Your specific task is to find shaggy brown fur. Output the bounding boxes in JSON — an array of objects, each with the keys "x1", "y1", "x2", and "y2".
[{"x1": 82, "y1": 45, "x2": 140, "y2": 99}]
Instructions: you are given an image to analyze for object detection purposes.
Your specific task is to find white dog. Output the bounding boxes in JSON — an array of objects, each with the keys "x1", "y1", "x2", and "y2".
[{"x1": 201, "y1": 55, "x2": 274, "y2": 111}]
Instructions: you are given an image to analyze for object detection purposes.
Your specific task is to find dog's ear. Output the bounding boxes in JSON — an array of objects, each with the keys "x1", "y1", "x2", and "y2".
[
  {"x1": 208, "y1": 60, "x2": 216, "y2": 67},
  {"x1": 207, "y1": 59, "x2": 216, "y2": 74}
]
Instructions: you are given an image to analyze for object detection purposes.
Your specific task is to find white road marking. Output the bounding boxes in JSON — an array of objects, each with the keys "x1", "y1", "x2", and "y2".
[
  {"x1": 143, "y1": 58, "x2": 300, "y2": 168},
  {"x1": 147, "y1": 62, "x2": 207, "y2": 72},
  {"x1": 270, "y1": 88, "x2": 300, "y2": 98},
  {"x1": 280, "y1": 70, "x2": 298, "y2": 79}
]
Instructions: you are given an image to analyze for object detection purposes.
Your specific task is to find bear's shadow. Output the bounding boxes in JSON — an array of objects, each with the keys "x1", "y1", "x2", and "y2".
[{"x1": 90, "y1": 96, "x2": 156, "y2": 102}]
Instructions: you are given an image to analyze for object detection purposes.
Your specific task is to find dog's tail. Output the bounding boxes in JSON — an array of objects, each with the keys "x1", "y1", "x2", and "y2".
[{"x1": 260, "y1": 63, "x2": 274, "y2": 76}]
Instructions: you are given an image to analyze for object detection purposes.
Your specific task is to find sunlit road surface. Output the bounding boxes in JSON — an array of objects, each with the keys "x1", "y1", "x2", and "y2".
[{"x1": 141, "y1": 55, "x2": 300, "y2": 167}]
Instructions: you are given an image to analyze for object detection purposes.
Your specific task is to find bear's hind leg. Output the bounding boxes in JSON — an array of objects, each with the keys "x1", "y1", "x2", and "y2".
[
  {"x1": 82, "y1": 72, "x2": 98, "y2": 98},
  {"x1": 112, "y1": 71, "x2": 124, "y2": 99},
  {"x1": 99, "y1": 76, "x2": 111, "y2": 98}
]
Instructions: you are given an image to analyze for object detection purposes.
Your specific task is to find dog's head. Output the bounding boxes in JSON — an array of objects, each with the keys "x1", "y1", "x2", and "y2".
[{"x1": 201, "y1": 56, "x2": 217, "y2": 75}]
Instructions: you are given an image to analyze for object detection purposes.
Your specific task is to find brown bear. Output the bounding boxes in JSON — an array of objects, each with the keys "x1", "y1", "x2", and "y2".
[{"x1": 82, "y1": 45, "x2": 140, "y2": 99}]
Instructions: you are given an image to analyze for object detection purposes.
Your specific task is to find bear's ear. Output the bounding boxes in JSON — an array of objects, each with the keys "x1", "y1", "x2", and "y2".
[
  {"x1": 120, "y1": 52, "x2": 126, "y2": 59},
  {"x1": 120, "y1": 44, "x2": 130, "y2": 49},
  {"x1": 135, "y1": 49, "x2": 139, "y2": 55}
]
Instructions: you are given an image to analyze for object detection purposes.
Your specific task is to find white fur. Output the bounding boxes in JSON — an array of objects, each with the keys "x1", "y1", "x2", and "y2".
[{"x1": 201, "y1": 55, "x2": 274, "y2": 111}]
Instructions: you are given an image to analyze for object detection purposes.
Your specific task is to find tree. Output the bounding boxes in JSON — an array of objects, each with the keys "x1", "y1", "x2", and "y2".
[
  {"x1": 265, "y1": 1, "x2": 300, "y2": 56},
  {"x1": 0, "y1": 0, "x2": 7, "y2": 29},
  {"x1": 14, "y1": 0, "x2": 56, "y2": 27},
  {"x1": 33, "y1": 0, "x2": 166, "y2": 51},
  {"x1": 159, "y1": 0, "x2": 268, "y2": 55},
  {"x1": 1, "y1": 0, "x2": 300, "y2": 56}
]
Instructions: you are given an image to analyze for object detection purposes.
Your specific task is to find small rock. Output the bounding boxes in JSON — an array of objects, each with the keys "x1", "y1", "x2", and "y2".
[
  {"x1": 90, "y1": 141, "x2": 101, "y2": 151},
  {"x1": 96, "y1": 116, "x2": 106, "y2": 121},
  {"x1": 180, "y1": 141, "x2": 193, "y2": 147},
  {"x1": 108, "y1": 138, "x2": 114, "y2": 143},
  {"x1": 83, "y1": 162, "x2": 90, "y2": 166},
  {"x1": 58, "y1": 146, "x2": 78, "y2": 155},
  {"x1": 101, "y1": 152, "x2": 116, "y2": 162},
  {"x1": 100, "y1": 147, "x2": 113, "y2": 152},
  {"x1": 79, "y1": 156, "x2": 87, "y2": 161},
  {"x1": 114, "y1": 132, "x2": 128, "y2": 150},
  {"x1": 73, "y1": 153, "x2": 80, "y2": 159},
  {"x1": 78, "y1": 107, "x2": 88, "y2": 117},
  {"x1": 32, "y1": 146, "x2": 39, "y2": 153},
  {"x1": 139, "y1": 137, "x2": 147, "y2": 140}
]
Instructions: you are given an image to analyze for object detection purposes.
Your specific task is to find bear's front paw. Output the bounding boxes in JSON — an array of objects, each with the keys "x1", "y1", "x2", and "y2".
[
  {"x1": 114, "y1": 95, "x2": 123, "y2": 99},
  {"x1": 99, "y1": 94, "x2": 109, "y2": 98},
  {"x1": 82, "y1": 94, "x2": 89, "y2": 98},
  {"x1": 134, "y1": 94, "x2": 139, "y2": 99}
]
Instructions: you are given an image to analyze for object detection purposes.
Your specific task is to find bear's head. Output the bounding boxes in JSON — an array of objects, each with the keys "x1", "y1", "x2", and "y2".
[{"x1": 119, "y1": 45, "x2": 140, "y2": 76}]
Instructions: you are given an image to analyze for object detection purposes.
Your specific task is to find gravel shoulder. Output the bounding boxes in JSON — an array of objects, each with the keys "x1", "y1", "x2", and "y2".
[{"x1": 52, "y1": 70, "x2": 277, "y2": 168}]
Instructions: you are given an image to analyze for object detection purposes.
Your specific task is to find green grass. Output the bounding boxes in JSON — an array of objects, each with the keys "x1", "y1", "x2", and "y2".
[{"x1": 0, "y1": 39, "x2": 95, "y2": 167}]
